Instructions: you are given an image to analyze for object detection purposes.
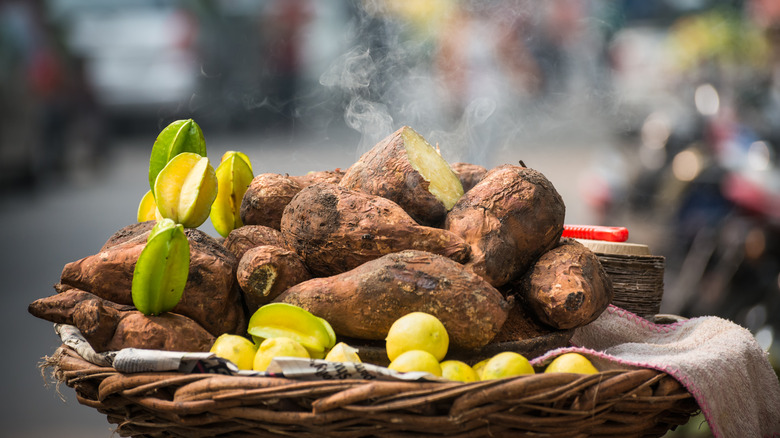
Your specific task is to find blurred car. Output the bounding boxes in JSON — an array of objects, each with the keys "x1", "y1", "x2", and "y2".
[{"x1": 47, "y1": 0, "x2": 199, "y2": 118}]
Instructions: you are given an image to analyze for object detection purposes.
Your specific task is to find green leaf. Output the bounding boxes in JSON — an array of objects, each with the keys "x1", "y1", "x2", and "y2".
[
  {"x1": 131, "y1": 221, "x2": 190, "y2": 315},
  {"x1": 148, "y1": 119, "x2": 207, "y2": 191}
]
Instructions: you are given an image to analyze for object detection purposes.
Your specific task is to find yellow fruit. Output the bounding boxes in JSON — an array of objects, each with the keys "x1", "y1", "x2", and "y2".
[
  {"x1": 154, "y1": 152, "x2": 218, "y2": 228},
  {"x1": 324, "y1": 342, "x2": 362, "y2": 363},
  {"x1": 253, "y1": 337, "x2": 310, "y2": 372},
  {"x1": 544, "y1": 353, "x2": 599, "y2": 374},
  {"x1": 481, "y1": 352, "x2": 535, "y2": 380},
  {"x1": 210, "y1": 334, "x2": 258, "y2": 370},
  {"x1": 440, "y1": 360, "x2": 479, "y2": 383},
  {"x1": 387, "y1": 350, "x2": 442, "y2": 376},
  {"x1": 247, "y1": 303, "x2": 336, "y2": 359},
  {"x1": 472, "y1": 358, "x2": 490, "y2": 380},
  {"x1": 210, "y1": 151, "x2": 254, "y2": 237},
  {"x1": 137, "y1": 190, "x2": 159, "y2": 222},
  {"x1": 386, "y1": 312, "x2": 449, "y2": 362}
]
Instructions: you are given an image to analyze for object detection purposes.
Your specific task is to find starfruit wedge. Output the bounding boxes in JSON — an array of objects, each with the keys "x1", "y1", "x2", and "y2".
[
  {"x1": 247, "y1": 303, "x2": 337, "y2": 359},
  {"x1": 210, "y1": 151, "x2": 254, "y2": 237},
  {"x1": 131, "y1": 219, "x2": 190, "y2": 316},
  {"x1": 154, "y1": 152, "x2": 218, "y2": 228},
  {"x1": 137, "y1": 190, "x2": 162, "y2": 222},
  {"x1": 148, "y1": 119, "x2": 207, "y2": 191},
  {"x1": 221, "y1": 150, "x2": 252, "y2": 172}
]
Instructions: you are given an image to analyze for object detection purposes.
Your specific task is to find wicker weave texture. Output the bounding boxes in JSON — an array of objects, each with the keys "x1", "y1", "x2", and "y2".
[{"x1": 45, "y1": 346, "x2": 699, "y2": 438}]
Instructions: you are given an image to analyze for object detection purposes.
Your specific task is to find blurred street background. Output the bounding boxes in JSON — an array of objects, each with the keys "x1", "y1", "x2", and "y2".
[{"x1": 2, "y1": 0, "x2": 780, "y2": 436}]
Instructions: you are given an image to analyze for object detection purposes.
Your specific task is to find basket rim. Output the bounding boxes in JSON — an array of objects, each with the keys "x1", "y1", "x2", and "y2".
[{"x1": 43, "y1": 343, "x2": 700, "y2": 438}]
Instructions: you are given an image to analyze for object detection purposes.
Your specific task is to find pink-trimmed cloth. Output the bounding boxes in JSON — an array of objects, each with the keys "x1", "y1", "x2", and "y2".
[{"x1": 530, "y1": 305, "x2": 780, "y2": 438}]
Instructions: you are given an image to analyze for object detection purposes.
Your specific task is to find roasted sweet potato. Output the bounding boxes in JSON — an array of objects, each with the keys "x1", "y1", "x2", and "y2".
[
  {"x1": 339, "y1": 126, "x2": 464, "y2": 226},
  {"x1": 59, "y1": 226, "x2": 245, "y2": 337},
  {"x1": 240, "y1": 173, "x2": 302, "y2": 230},
  {"x1": 28, "y1": 288, "x2": 214, "y2": 352},
  {"x1": 521, "y1": 238, "x2": 613, "y2": 329},
  {"x1": 280, "y1": 183, "x2": 470, "y2": 277},
  {"x1": 223, "y1": 225, "x2": 287, "y2": 261},
  {"x1": 444, "y1": 164, "x2": 565, "y2": 288},
  {"x1": 100, "y1": 220, "x2": 156, "y2": 251},
  {"x1": 490, "y1": 294, "x2": 561, "y2": 343},
  {"x1": 451, "y1": 162, "x2": 487, "y2": 192},
  {"x1": 289, "y1": 168, "x2": 345, "y2": 188},
  {"x1": 274, "y1": 250, "x2": 508, "y2": 350},
  {"x1": 236, "y1": 245, "x2": 312, "y2": 314}
]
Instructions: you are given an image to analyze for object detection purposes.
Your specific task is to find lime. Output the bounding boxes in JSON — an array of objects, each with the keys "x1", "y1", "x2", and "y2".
[
  {"x1": 544, "y1": 353, "x2": 598, "y2": 374},
  {"x1": 440, "y1": 360, "x2": 479, "y2": 383},
  {"x1": 387, "y1": 350, "x2": 442, "y2": 376},
  {"x1": 210, "y1": 334, "x2": 258, "y2": 370},
  {"x1": 386, "y1": 312, "x2": 449, "y2": 362},
  {"x1": 481, "y1": 352, "x2": 535, "y2": 380},
  {"x1": 253, "y1": 336, "x2": 310, "y2": 372}
]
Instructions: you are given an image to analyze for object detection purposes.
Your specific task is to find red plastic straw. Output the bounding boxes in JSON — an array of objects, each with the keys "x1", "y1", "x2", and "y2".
[{"x1": 562, "y1": 225, "x2": 629, "y2": 242}]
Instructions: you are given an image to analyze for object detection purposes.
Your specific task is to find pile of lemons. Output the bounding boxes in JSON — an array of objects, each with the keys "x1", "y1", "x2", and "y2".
[
  {"x1": 384, "y1": 312, "x2": 598, "y2": 381},
  {"x1": 210, "y1": 308, "x2": 599, "y2": 380}
]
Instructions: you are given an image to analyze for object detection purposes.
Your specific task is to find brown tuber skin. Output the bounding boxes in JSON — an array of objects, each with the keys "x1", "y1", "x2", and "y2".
[
  {"x1": 280, "y1": 183, "x2": 470, "y2": 277},
  {"x1": 289, "y1": 169, "x2": 345, "y2": 188},
  {"x1": 240, "y1": 173, "x2": 303, "y2": 230},
  {"x1": 445, "y1": 164, "x2": 565, "y2": 288},
  {"x1": 28, "y1": 288, "x2": 214, "y2": 352},
  {"x1": 274, "y1": 250, "x2": 508, "y2": 350},
  {"x1": 59, "y1": 226, "x2": 246, "y2": 337},
  {"x1": 521, "y1": 238, "x2": 614, "y2": 330},
  {"x1": 236, "y1": 245, "x2": 312, "y2": 314},
  {"x1": 223, "y1": 225, "x2": 288, "y2": 261},
  {"x1": 451, "y1": 162, "x2": 488, "y2": 192}
]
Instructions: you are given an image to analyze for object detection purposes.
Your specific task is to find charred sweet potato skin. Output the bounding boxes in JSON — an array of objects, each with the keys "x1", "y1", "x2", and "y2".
[
  {"x1": 444, "y1": 165, "x2": 565, "y2": 288},
  {"x1": 274, "y1": 250, "x2": 508, "y2": 350},
  {"x1": 522, "y1": 239, "x2": 613, "y2": 329},
  {"x1": 240, "y1": 173, "x2": 303, "y2": 230},
  {"x1": 28, "y1": 288, "x2": 214, "y2": 352},
  {"x1": 280, "y1": 183, "x2": 470, "y2": 277},
  {"x1": 339, "y1": 127, "x2": 448, "y2": 226},
  {"x1": 59, "y1": 227, "x2": 245, "y2": 337},
  {"x1": 289, "y1": 169, "x2": 345, "y2": 188},
  {"x1": 223, "y1": 225, "x2": 287, "y2": 261},
  {"x1": 451, "y1": 162, "x2": 487, "y2": 192},
  {"x1": 236, "y1": 245, "x2": 311, "y2": 313}
]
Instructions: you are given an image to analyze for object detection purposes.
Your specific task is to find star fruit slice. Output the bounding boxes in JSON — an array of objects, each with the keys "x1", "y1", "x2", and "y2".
[
  {"x1": 247, "y1": 303, "x2": 337, "y2": 359},
  {"x1": 210, "y1": 151, "x2": 254, "y2": 237},
  {"x1": 148, "y1": 119, "x2": 207, "y2": 191},
  {"x1": 154, "y1": 152, "x2": 218, "y2": 228},
  {"x1": 131, "y1": 218, "x2": 190, "y2": 316}
]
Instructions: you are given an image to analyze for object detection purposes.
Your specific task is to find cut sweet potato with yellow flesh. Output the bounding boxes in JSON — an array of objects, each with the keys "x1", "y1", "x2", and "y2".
[
  {"x1": 340, "y1": 126, "x2": 463, "y2": 226},
  {"x1": 401, "y1": 127, "x2": 464, "y2": 210}
]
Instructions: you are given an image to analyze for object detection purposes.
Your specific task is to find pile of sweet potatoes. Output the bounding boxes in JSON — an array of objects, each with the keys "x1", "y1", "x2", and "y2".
[{"x1": 29, "y1": 125, "x2": 613, "y2": 355}]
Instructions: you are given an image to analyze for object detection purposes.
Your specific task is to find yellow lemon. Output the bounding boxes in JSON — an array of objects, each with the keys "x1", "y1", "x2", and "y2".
[
  {"x1": 544, "y1": 353, "x2": 599, "y2": 374},
  {"x1": 324, "y1": 342, "x2": 362, "y2": 363},
  {"x1": 253, "y1": 337, "x2": 310, "y2": 372},
  {"x1": 472, "y1": 358, "x2": 490, "y2": 380},
  {"x1": 387, "y1": 350, "x2": 442, "y2": 376},
  {"x1": 385, "y1": 312, "x2": 449, "y2": 362},
  {"x1": 481, "y1": 352, "x2": 535, "y2": 380},
  {"x1": 210, "y1": 334, "x2": 258, "y2": 371},
  {"x1": 440, "y1": 360, "x2": 479, "y2": 383}
]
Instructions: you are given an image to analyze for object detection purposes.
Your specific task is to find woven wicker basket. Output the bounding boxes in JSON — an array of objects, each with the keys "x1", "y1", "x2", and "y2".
[{"x1": 44, "y1": 344, "x2": 699, "y2": 438}]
